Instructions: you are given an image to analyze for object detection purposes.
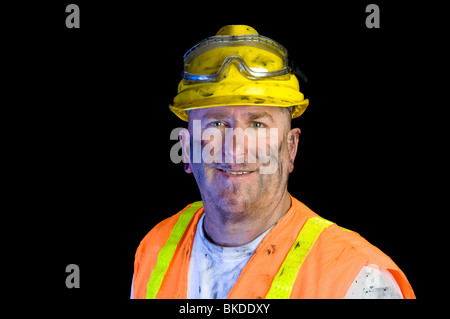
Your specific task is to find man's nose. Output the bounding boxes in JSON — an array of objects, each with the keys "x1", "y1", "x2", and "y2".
[{"x1": 224, "y1": 125, "x2": 247, "y2": 164}]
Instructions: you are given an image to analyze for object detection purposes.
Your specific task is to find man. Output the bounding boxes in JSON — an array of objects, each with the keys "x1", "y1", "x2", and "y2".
[{"x1": 131, "y1": 25, "x2": 415, "y2": 299}]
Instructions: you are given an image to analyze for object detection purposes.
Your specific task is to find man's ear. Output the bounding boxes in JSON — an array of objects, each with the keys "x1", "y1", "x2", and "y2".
[
  {"x1": 179, "y1": 128, "x2": 192, "y2": 174},
  {"x1": 287, "y1": 128, "x2": 301, "y2": 173}
]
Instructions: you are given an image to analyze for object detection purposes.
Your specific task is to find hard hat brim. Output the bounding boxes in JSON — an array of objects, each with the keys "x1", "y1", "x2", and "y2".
[{"x1": 169, "y1": 95, "x2": 309, "y2": 122}]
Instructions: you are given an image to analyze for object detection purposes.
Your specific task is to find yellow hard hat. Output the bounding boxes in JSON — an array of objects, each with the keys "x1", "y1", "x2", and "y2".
[{"x1": 169, "y1": 25, "x2": 309, "y2": 122}]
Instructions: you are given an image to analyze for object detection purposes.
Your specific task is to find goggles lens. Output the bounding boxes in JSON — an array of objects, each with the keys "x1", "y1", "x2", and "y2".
[{"x1": 183, "y1": 35, "x2": 290, "y2": 82}]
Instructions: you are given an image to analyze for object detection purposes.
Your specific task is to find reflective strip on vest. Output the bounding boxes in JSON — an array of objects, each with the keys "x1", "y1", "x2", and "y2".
[
  {"x1": 146, "y1": 201, "x2": 203, "y2": 299},
  {"x1": 265, "y1": 217, "x2": 334, "y2": 299},
  {"x1": 145, "y1": 202, "x2": 336, "y2": 299}
]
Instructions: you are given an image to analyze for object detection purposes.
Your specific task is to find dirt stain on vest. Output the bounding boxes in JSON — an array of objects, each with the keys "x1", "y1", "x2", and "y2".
[{"x1": 266, "y1": 244, "x2": 276, "y2": 255}]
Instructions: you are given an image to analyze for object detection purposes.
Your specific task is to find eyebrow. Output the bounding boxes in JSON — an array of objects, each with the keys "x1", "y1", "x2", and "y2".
[
  {"x1": 200, "y1": 111, "x2": 230, "y2": 120},
  {"x1": 200, "y1": 110, "x2": 275, "y2": 123},
  {"x1": 245, "y1": 111, "x2": 274, "y2": 122}
]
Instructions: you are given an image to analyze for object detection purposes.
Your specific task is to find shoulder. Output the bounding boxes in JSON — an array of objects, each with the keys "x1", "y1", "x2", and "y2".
[
  {"x1": 313, "y1": 222, "x2": 415, "y2": 298},
  {"x1": 132, "y1": 202, "x2": 202, "y2": 299},
  {"x1": 344, "y1": 264, "x2": 404, "y2": 299},
  {"x1": 290, "y1": 197, "x2": 399, "y2": 270},
  {"x1": 323, "y1": 224, "x2": 397, "y2": 268}
]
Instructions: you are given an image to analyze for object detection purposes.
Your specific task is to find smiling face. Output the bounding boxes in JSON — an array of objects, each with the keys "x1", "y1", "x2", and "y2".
[{"x1": 180, "y1": 105, "x2": 300, "y2": 220}]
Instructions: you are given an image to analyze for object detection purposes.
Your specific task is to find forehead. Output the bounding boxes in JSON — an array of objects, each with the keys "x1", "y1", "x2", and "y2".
[{"x1": 189, "y1": 105, "x2": 288, "y2": 124}]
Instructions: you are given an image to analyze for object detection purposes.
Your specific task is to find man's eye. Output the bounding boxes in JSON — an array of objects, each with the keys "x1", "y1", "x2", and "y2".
[
  {"x1": 251, "y1": 122, "x2": 265, "y2": 128},
  {"x1": 210, "y1": 121, "x2": 225, "y2": 127}
]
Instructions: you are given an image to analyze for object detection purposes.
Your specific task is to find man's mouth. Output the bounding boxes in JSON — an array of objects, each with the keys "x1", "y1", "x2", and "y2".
[{"x1": 216, "y1": 168, "x2": 254, "y2": 175}]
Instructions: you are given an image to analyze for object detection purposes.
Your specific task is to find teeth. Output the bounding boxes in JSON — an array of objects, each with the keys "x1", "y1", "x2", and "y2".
[
  {"x1": 227, "y1": 171, "x2": 250, "y2": 175},
  {"x1": 217, "y1": 168, "x2": 252, "y2": 175}
]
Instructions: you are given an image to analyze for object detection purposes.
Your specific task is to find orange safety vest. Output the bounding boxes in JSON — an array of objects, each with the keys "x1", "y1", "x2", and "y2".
[{"x1": 133, "y1": 195, "x2": 415, "y2": 299}]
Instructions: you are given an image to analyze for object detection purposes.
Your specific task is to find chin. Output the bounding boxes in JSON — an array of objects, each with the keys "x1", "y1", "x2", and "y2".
[{"x1": 213, "y1": 193, "x2": 252, "y2": 215}]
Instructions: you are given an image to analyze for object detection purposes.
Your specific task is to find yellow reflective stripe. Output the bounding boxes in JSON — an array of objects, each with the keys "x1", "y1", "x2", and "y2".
[
  {"x1": 146, "y1": 201, "x2": 203, "y2": 299},
  {"x1": 265, "y1": 217, "x2": 334, "y2": 299},
  {"x1": 340, "y1": 226, "x2": 352, "y2": 232}
]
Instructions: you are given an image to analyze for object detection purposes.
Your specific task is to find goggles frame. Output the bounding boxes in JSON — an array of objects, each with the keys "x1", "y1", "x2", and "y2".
[{"x1": 183, "y1": 34, "x2": 291, "y2": 83}]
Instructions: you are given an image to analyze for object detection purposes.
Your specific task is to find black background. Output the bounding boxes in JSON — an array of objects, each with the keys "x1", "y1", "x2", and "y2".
[{"x1": 10, "y1": 0, "x2": 440, "y2": 314}]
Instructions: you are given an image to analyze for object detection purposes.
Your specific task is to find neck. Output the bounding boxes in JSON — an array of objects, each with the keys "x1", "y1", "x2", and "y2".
[{"x1": 202, "y1": 190, "x2": 292, "y2": 247}]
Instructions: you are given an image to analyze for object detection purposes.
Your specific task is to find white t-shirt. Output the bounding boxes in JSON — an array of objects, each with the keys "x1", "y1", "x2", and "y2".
[
  {"x1": 187, "y1": 214, "x2": 273, "y2": 299},
  {"x1": 186, "y1": 214, "x2": 404, "y2": 299}
]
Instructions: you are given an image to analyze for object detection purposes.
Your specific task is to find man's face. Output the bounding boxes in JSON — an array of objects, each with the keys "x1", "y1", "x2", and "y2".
[{"x1": 180, "y1": 105, "x2": 300, "y2": 216}]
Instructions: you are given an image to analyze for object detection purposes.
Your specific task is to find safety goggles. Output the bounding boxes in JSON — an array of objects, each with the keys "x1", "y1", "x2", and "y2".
[{"x1": 183, "y1": 34, "x2": 291, "y2": 82}]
